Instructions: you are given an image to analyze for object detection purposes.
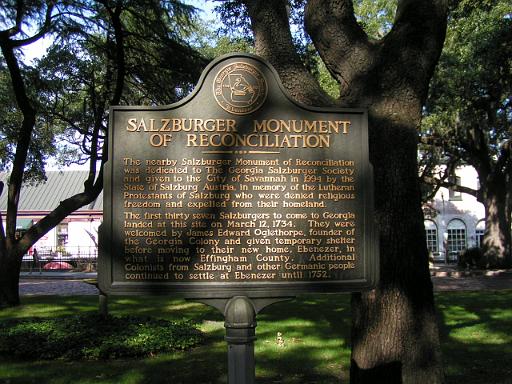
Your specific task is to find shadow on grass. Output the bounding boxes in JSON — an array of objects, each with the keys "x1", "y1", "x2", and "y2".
[
  {"x1": 0, "y1": 298, "x2": 227, "y2": 383},
  {"x1": 6, "y1": 291, "x2": 509, "y2": 384},
  {"x1": 0, "y1": 296, "x2": 100, "y2": 319},
  {"x1": 0, "y1": 341, "x2": 228, "y2": 384},
  {"x1": 435, "y1": 290, "x2": 512, "y2": 384},
  {"x1": 0, "y1": 295, "x2": 224, "y2": 323},
  {"x1": 0, "y1": 294, "x2": 352, "y2": 384}
]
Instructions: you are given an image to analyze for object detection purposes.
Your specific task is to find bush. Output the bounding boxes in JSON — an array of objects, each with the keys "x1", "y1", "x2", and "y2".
[
  {"x1": 0, "y1": 314, "x2": 203, "y2": 360},
  {"x1": 458, "y1": 247, "x2": 484, "y2": 268}
]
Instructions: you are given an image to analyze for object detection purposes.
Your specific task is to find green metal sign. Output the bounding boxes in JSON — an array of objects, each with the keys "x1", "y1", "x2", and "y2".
[{"x1": 99, "y1": 53, "x2": 378, "y2": 297}]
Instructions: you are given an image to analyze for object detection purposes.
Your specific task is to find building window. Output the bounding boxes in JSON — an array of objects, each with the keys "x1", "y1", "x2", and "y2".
[
  {"x1": 56, "y1": 222, "x2": 68, "y2": 247},
  {"x1": 475, "y1": 221, "x2": 485, "y2": 248},
  {"x1": 449, "y1": 176, "x2": 462, "y2": 201},
  {"x1": 446, "y1": 219, "x2": 467, "y2": 262},
  {"x1": 424, "y1": 220, "x2": 439, "y2": 254}
]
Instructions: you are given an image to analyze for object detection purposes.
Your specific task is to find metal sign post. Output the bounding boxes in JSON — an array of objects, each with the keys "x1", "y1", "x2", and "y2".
[{"x1": 194, "y1": 296, "x2": 293, "y2": 384}]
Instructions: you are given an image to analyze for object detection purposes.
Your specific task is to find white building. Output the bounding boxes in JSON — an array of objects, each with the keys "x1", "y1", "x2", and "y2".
[{"x1": 423, "y1": 166, "x2": 485, "y2": 263}]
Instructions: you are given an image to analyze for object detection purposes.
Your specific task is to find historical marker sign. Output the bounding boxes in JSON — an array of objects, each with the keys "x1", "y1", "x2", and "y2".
[{"x1": 99, "y1": 53, "x2": 378, "y2": 298}]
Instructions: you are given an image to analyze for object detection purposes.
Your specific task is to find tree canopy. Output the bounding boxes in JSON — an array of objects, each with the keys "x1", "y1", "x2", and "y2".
[
  {"x1": 0, "y1": 0, "x2": 206, "y2": 307},
  {"x1": 421, "y1": 0, "x2": 512, "y2": 266}
]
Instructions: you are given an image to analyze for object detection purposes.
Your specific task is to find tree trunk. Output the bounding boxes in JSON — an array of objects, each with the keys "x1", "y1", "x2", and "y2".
[
  {"x1": 0, "y1": 250, "x2": 22, "y2": 308},
  {"x1": 234, "y1": 1, "x2": 447, "y2": 382},
  {"x1": 481, "y1": 182, "x2": 512, "y2": 268},
  {"x1": 350, "y1": 116, "x2": 443, "y2": 383},
  {"x1": 0, "y1": 32, "x2": 38, "y2": 309},
  {"x1": 304, "y1": 0, "x2": 447, "y2": 382}
]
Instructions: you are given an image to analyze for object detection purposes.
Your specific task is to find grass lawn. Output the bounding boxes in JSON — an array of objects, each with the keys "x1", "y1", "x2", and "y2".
[{"x1": 0, "y1": 290, "x2": 511, "y2": 384}]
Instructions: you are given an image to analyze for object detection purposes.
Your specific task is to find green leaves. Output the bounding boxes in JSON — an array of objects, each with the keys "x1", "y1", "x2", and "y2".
[
  {"x1": 422, "y1": 0, "x2": 512, "y2": 165},
  {"x1": 0, "y1": 314, "x2": 204, "y2": 360},
  {"x1": 353, "y1": 0, "x2": 397, "y2": 39}
]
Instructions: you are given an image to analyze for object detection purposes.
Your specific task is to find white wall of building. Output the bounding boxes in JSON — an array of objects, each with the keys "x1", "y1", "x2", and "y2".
[
  {"x1": 424, "y1": 166, "x2": 485, "y2": 262},
  {"x1": 67, "y1": 219, "x2": 101, "y2": 253},
  {"x1": 34, "y1": 227, "x2": 57, "y2": 251}
]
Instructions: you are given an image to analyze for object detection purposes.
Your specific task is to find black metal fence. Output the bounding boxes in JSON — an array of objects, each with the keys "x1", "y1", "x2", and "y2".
[{"x1": 21, "y1": 246, "x2": 98, "y2": 272}]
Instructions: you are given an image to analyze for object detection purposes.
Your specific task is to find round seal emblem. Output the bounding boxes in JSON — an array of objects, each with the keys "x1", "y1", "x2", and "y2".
[{"x1": 213, "y1": 62, "x2": 267, "y2": 115}]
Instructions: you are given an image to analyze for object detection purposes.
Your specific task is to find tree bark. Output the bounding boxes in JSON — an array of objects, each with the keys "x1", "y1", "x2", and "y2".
[
  {"x1": 0, "y1": 182, "x2": 21, "y2": 308},
  {"x1": 243, "y1": 0, "x2": 448, "y2": 380},
  {"x1": 481, "y1": 180, "x2": 512, "y2": 268},
  {"x1": 303, "y1": 1, "x2": 447, "y2": 383},
  {"x1": 350, "y1": 117, "x2": 444, "y2": 383},
  {"x1": 0, "y1": 248, "x2": 23, "y2": 308}
]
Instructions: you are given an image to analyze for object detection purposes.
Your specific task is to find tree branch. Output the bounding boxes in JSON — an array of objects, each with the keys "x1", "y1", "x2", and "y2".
[
  {"x1": 306, "y1": 0, "x2": 448, "y2": 108},
  {"x1": 495, "y1": 139, "x2": 511, "y2": 176},
  {"x1": 385, "y1": 0, "x2": 448, "y2": 98},
  {"x1": 20, "y1": 181, "x2": 103, "y2": 252},
  {"x1": 10, "y1": 2, "x2": 56, "y2": 48},
  {"x1": 422, "y1": 175, "x2": 478, "y2": 198},
  {"x1": 242, "y1": 0, "x2": 333, "y2": 106},
  {"x1": 106, "y1": 1, "x2": 126, "y2": 106},
  {"x1": 0, "y1": 182, "x2": 6, "y2": 254},
  {"x1": 422, "y1": 180, "x2": 443, "y2": 202},
  {"x1": 420, "y1": 155, "x2": 461, "y2": 201},
  {"x1": 0, "y1": 0, "x2": 26, "y2": 38},
  {"x1": 457, "y1": 123, "x2": 493, "y2": 179},
  {"x1": 421, "y1": 156, "x2": 479, "y2": 201},
  {"x1": 0, "y1": 33, "x2": 37, "y2": 245},
  {"x1": 305, "y1": 0, "x2": 374, "y2": 104}
]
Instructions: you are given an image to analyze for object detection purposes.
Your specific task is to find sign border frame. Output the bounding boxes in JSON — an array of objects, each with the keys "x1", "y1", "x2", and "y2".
[{"x1": 98, "y1": 53, "x2": 379, "y2": 297}]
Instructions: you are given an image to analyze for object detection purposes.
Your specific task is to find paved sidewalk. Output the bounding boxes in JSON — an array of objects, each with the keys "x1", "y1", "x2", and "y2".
[
  {"x1": 19, "y1": 278, "x2": 99, "y2": 296},
  {"x1": 20, "y1": 271, "x2": 98, "y2": 296},
  {"x1": 21, "y1": 271, "x2": 97, "y2": 280},
  {"x1": 430, "y1": 265, "x2": 512, "y2": 292},
  {"x1": 18, "y1": 267, "x2": 512, "y2": 296},
  {"x1": 431, "y1": 272, "x2": 512, "y2": 291}
]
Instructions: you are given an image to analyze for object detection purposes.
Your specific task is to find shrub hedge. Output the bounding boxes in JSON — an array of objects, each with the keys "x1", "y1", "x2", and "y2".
[{"x1": 0, "y1": 313, "x2": 203, "y2": 360}]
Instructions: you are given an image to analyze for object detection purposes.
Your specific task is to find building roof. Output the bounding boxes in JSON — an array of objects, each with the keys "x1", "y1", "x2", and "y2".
[{"x1": 0, "y1": 170, "x2": 103, "y2": 212}]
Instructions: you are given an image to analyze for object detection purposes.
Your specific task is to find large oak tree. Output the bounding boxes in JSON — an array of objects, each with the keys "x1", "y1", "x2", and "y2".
[{"x1": 230, "y1": 0, "x2": 448, "y2": 382}]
